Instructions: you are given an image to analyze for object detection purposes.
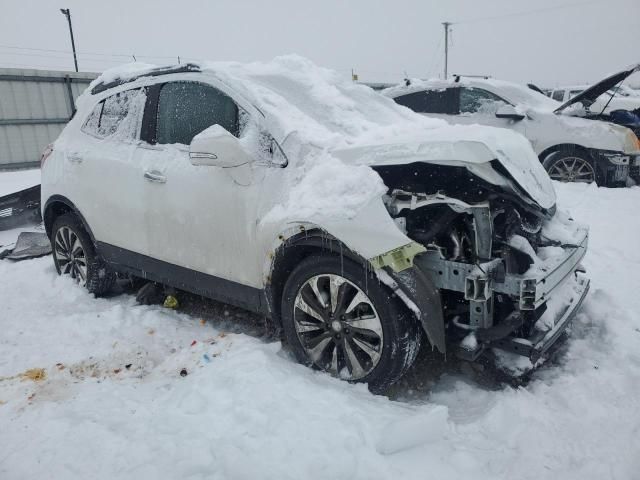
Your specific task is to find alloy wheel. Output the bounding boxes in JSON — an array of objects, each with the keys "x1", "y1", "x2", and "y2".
[
  {"x1": 53, "y1": 226, "x2": 88, "y2": 286},
  {"x1": 293, "y1": 274, "x2": 384, "y2": 380},
  {"x1": 547, "y1": 156, "x2": 595, "y2": 183}
]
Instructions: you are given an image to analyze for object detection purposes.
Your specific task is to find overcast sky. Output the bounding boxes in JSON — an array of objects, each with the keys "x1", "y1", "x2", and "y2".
[{"x1": 0, "y1": 0, "x2": 638, "y2": 87}]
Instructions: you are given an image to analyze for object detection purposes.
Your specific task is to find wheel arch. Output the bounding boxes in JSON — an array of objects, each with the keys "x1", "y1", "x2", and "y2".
[
  {"x1": 266, "y1": 227, "x2": 445, "y2": 353},
  {"x1": 538, "y1": 143, "x2": 594, "y2": 164},
  {"x1": 266, "y1": 228, "x2": 367, "y2": 327},
  {"x1": 43, "y1": 195, "x2": 96, "y2": 246}
]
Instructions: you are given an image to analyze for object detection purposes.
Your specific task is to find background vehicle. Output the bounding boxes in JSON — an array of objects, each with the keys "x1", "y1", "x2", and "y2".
[
  {"x1": 384, "y1": 74, "x2": 640, "y2": 186},
  {"x1": 42, "y1": 57, "x2": 589, "y2": 392},
  {"x1": 546, "y1": 65, "x2": 640, "y2": 140},
  {"x1": 549, "y1": 85, "x2": 640, "y2": 116}
]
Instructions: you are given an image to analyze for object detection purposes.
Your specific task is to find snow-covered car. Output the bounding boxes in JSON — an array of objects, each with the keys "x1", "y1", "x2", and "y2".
[
  {"x1": 41, "y1": 57, "x2": 590, "y2": 392},
  {"x1": 383, "y1": 72, "x2": 640, "y2": 187}
]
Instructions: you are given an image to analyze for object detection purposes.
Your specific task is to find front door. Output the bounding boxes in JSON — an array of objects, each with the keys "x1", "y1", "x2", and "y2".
[{"x1": 135, "y1": 80, "x2": 262, "y2": 290}]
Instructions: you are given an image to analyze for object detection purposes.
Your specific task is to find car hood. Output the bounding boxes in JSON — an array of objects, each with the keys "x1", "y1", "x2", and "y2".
[
  {"x1": 332, "y1": 135, "x2": 556, "y2": 211},
  {"x1": 555, "y1": 63, "x2": 640, "y2": 114}
]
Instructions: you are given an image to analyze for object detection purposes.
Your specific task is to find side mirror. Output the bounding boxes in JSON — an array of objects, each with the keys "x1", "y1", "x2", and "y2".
[
  {"x1": 495, "y1": 104, "x2": 525, "y2": 121},
  {"x1": 189, "y1": 125, "x2": 251, "y2": 167}
]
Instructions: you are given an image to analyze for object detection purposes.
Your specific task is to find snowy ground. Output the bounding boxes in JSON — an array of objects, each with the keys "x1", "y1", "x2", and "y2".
[{"x1": 1, "y1": 172, "x2": 639, "y2": 479}]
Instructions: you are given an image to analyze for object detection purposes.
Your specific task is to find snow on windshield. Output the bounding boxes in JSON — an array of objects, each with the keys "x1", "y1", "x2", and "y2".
[{"x1": 479, "y1": 79, "x2": 561, "y2": 110}]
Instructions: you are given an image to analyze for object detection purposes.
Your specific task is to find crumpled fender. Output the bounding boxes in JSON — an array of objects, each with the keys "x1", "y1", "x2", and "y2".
[{"x1": 292, "y1": 196, "x2": 413, "y2": 260}]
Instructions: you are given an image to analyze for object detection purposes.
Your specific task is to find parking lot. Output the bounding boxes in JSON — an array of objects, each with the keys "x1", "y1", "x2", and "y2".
[{"x1": 1, "y1": 174, "x2": 639, "y2": 479}]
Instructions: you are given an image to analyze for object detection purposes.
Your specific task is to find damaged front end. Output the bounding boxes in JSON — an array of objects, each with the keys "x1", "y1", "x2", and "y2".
[{"x1": 375, "y1": 162, "x2": 590, "y2": 364}]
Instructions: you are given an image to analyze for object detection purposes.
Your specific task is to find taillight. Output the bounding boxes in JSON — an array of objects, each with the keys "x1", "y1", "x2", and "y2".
[{"x1": 40, "y1": 143, "x2": 54, "y2": 168}]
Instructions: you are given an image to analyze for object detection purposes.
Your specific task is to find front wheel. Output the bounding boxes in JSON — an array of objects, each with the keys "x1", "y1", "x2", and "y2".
[
  {"x1": 51, "y1": 213, "x2": 116, "y2": 295},
  {"x1": 280, "y1": 255, "x2": 422, "y2": 393},
  {"x1": 542, "y1": 151, "x2": 599, "y2": 184}
]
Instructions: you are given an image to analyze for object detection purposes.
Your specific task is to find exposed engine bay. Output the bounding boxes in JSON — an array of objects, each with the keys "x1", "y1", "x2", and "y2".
[{"x1": 374, "y1": 162, "x2": 590, "y2": 363}]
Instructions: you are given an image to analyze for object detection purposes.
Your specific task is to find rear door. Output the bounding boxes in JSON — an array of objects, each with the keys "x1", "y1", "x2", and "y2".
[{"x1": 70, "y1": 87, "x2": 148, "y2": 254}]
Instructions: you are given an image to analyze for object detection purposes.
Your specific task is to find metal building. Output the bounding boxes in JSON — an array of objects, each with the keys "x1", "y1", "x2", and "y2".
[{"x1": 0, "y1": 68, "x2": 98, "y2": 170}]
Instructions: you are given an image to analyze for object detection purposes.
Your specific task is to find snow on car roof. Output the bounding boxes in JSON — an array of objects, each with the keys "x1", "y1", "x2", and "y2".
[
  {"x1": 382, "y1": 76, "x2": 561, "y2": 111},
  {"x1": 85, "y1": 56, "x2": 456, "y2": 150}
]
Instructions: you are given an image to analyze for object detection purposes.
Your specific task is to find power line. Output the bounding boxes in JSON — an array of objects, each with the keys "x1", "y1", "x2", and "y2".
[
  {"x1": 0, "y1": 43, "x2": 180, "y2": 60},
  {"x1": 453, "y1": 0, "x2": 605, "y2": 25}
]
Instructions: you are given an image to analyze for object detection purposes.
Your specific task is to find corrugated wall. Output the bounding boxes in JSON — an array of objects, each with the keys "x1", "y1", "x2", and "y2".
[{"x1": 0, "y1": 68, "x2": 98, "y2": 169}]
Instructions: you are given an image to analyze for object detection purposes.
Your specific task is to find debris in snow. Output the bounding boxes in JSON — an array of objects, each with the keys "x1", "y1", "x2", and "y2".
[
  {"x1": 163, "y1": 295, "x2": 179, "y2": 309},
  {"x1": 202, "y1": 354, "x2": 211, "y2": 363},
  {"x1": 190, "y1": 340, "x2": 197, "y2": 347},
  {"x1": 3, "y1": 232, "x2": 51, "y2": 261},
  {"x1": 21, "y1": 368, "x2": 46, "y2": 382},
  {"x1": 179, "y1": 368, "x2": 188, "y2": 377}
]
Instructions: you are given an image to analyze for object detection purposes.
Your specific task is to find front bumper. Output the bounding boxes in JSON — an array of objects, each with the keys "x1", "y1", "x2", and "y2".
[
  {"x1": 492, "y1": 273, "x2": 590, "y2": 362},
  {"x1": 595, "y1": 151, "x2": 631, "y2": 186},
  {"x1": 630, "y1": 155, "x2": 640, "y2": 183},
  {"x1": 414, "y1": 222, "x2": 590, "y2": 362}
]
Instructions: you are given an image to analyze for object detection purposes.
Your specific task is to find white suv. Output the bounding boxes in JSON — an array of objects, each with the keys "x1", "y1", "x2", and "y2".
[{"x1": 42, "y1": 57, "x2": 590, "y2": 391}]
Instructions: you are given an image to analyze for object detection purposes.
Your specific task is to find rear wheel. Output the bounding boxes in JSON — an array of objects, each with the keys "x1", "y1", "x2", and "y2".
[
  {"x1": 543, "y1": 151, "x2": 598, "y2": 184},
  {"x1": 281, "y1": 255, "x2": 422, "y2": 393},
  {"x1": 51, "y1": 213, "x2": 116, "y2": 295}
]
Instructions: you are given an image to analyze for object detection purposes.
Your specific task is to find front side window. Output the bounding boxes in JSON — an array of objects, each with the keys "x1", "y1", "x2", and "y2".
[
  {"x1": 394, "y1": 89, "x2": 456, "y2": 114},
  {"x1": 552, "y1": 90, "x2": 565, "y2": 102},
  {"x1": 156, "y1": 82, "x2": 239, "y2": 145},
  {"x1": 81, "y1": 88, "x2": 146, "y2": 139},
  {"x1": 459, "y1": 87, "x2": 507, "y2": 114}
]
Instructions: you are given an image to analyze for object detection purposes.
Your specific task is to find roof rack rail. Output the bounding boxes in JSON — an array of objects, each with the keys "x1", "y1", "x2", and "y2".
[
  {"x1": 91, "y1": 63, "x2": 201, "y2": 95},
  {"x1": 453, "y1": 74, "x2": 491, "y2": 82}
]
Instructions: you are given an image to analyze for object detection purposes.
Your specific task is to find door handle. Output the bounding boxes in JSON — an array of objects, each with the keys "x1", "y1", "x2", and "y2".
[{"x1": 144, "y1": 170, "x2": 166, "y2": 183}]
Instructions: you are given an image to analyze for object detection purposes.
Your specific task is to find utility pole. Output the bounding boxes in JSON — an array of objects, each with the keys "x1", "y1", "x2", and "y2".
[
  {"x1": 442, "y1": 22, "x2": 451, "y2": 79},
  {"x1": 60, "y1": 8, "x2": 79, "y2": 72}
]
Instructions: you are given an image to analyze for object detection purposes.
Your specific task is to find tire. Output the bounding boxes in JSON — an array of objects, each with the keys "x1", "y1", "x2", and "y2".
[
  {"x1": 542, "y1": 149, "x2": 601, "y2": 185},
  {"x1": 280, "y1": 255, "x2": 422, "y2": 393},
  {"x1": 51, "y1": 213, "x2": 116, "y2": 296}
]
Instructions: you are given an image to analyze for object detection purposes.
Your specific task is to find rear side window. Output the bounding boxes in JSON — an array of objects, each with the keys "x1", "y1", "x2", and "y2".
[
  {"x1": 82, "y1": 88, "x2": 146, "y2": 139},
  {"x1": 155, "y1": 82, "x2": 239, "y2": 145},
  {"x1": 393, "y1": 89, "x2": 456, "y2": 114},
  {"x1": 552, "y1": 90, "x2": 564, "y2": 102}
]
